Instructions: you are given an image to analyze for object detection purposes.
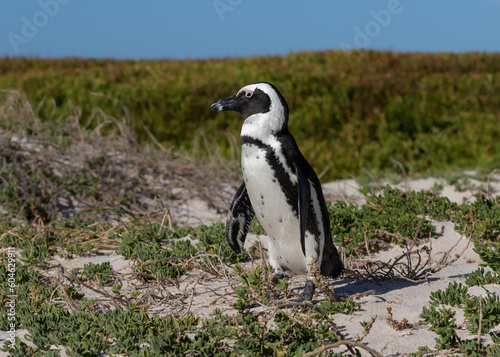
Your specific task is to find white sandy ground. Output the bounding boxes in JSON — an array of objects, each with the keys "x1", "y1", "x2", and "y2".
[{"x1": 1, "y1": 174, "x2": 499, "y2": 356}]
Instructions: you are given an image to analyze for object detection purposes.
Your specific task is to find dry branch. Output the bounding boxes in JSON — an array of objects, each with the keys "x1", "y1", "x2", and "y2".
[{"x1": 303, "y1": 339, "x2": 383, "y2": 357}]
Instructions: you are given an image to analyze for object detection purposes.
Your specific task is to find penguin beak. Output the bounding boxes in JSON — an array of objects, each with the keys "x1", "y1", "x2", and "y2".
[{"x1": 210, "y1": 94, "x2": 241, "y2": 112}]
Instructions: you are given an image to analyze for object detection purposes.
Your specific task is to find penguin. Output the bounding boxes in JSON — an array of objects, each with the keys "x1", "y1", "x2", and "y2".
[{"x1": 210, "y1": 82, "x2": 343, "y2": 301}]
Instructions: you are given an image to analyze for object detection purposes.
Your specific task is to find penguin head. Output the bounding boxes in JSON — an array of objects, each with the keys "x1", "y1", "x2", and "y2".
[{"x1": 211, "y1": 82, "x2": 289, "y2": 132}]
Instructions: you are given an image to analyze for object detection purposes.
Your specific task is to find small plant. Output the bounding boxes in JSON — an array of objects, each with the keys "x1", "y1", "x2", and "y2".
[
  {"x1": 114, "y1": 221, "x2": 247, "y2": 281},
  {"x1": 80, "y1": 261, "x2": 114, "y2": 286},
  {"x1": 429, "y1": 281, "x2": 468, "y2": 307},
  {"x1": 487, "y1": 332, "x2": 500, "y2": 356},
  {"x1": 357, "y1": 316, "x2": 377, "y2": 342},
  {"x1": 17, "y1": 239, "x2": 53, "y2": 264},
  {"x1": 458, "y1": 339, "x2": 484, "y2": 357},
  {"x1": 465, "y1": 267, "x2": 500, "y2": 287},
  {"x1": 1, "y1": 337, "x2": 46, "y2": 357},
  {"x1": 111, "y1": 284, "x2": 122, "y2": 297},
  {"x1": 421, "y1": 240, "x2": 500, "y2": 354},
  {"x1": 65, "y1": 286, "x2": 84, "y2": 300},
  {"x1": 318, "y1": 297, "x2": 360, "y2": 315},
  {"x1": 233, "y1": 263, "x2": 277, "y2": 312},
  {"x1": 65, "y1": 244, "x2": 84, "y2": 258},
  {"x1": 190, "y1": 223, "x2": 249, "y2": 264},
  {"x1": 420, "y1": 305, "x2": 460, "y2": 350},
  {"x1": 115, "y1": 231, "x2": 194, "y2": 280},
  {"x1": 474, "y1": 242, "x2": 500, "y2": 273}
]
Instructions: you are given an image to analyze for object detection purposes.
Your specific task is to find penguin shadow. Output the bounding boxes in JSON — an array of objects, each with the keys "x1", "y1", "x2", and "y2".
[{"x1": 316, "y1": 275, "x2": 441, "y2": 302}]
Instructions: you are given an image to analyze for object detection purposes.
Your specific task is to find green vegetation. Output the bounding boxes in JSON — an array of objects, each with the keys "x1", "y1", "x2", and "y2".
[
  {"x1": 2, "y1": 184, "x2": 499, "y2": 355},
  {"x1": 114, "y1": 222, "x2": 246, "y2": 280},
  {"x1": 78, "y1": 262, "x2": 114, "y2": 286},
  {"x1": 421, "y1": 242, "x2": 500, "y2": 355},
  {"x1": 329, "y1": 185, "x2": 500, "y2": 257},
  {"x1": 1, "y1": 51, "x2": 500, "y2": 181}
]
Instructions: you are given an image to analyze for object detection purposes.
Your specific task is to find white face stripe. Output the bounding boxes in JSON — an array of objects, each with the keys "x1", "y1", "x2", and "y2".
[
  {"x1": 239, "y1": 82, "x2": 286, "y2": 136},
  {"x1": 239, "y1": 83, "x2": 285, "y2": 113},
  {"x1": 237, "y1": 88, "x2": 254, "y2": 98}
]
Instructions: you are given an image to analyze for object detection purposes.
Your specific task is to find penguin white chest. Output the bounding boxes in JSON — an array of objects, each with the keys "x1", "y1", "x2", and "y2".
[{"x1": 241, "y1": 143, "x2": 309, "y2": 275}]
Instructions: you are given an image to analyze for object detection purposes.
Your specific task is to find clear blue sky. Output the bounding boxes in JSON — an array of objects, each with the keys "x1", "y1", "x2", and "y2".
[{"x1": 1, "y1": 0, "x2": 499, "y2": 59}]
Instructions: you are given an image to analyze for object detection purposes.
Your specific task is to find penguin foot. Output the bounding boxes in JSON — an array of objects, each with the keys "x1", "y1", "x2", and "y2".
[
  {"x1": 266, "y1": 286, "x2": 282, "y2": 301},
  {"x1": 266, "y1": 273, "x2": 286, "y2": 300},
  {"x1": 271, "y1": 273, "x2": 286, "y2": 285},
  {"x1": 296, "y1": 280, "x2": 316, "y2": 302}
]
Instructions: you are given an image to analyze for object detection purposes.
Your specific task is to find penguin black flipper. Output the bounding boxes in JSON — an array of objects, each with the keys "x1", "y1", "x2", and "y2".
[
  {"x1": 226, "y1": 181, "x2": 255, "y2": 254},
  {"x1": 296, "y1": 164, "x2": 311, "y2": 257}
]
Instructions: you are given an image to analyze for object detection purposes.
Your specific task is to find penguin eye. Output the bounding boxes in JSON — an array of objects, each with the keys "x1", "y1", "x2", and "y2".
[{"x1": 238, "y1": 88, "x2": 254, "y2": 99}]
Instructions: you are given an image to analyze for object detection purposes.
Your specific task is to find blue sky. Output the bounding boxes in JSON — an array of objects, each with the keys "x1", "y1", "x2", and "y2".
[{"x1": 1, "y1": 0, "x2": 499, "y2": 59}]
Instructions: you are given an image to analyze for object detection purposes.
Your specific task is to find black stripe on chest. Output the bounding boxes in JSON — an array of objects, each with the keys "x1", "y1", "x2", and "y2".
[
  {"x1": 241, "y1": 135, "x2": 326, "y2": 244},
  {"x1": 241, "y1": 135, "x2": 299, "y2": 218}
]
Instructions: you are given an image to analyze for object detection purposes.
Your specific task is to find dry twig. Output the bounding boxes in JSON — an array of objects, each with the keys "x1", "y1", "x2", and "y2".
[{"x1": 303, "y1": 339, "x2": 383, "y2": 357}]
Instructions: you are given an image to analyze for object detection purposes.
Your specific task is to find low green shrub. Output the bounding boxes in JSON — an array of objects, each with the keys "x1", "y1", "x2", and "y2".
[{"x1": 421, "y1": 241, "x2": 500, "y2": 354}]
